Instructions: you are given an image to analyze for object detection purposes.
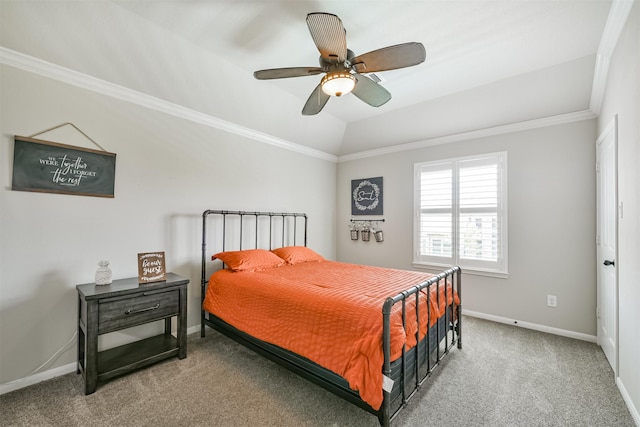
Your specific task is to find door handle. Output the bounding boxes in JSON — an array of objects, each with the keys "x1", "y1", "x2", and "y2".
[{"x1": 603, "y1": 259, "x2": 615, "y2": 266}]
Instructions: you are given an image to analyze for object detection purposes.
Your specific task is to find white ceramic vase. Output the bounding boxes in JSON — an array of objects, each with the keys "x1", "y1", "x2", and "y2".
[{"x1": 95, "y1": 261, "x2": 112, "y2": 285}]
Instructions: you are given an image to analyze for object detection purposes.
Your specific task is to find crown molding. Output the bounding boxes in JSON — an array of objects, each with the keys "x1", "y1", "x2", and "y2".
[
  {"x1": 0, "y1": 47, "x2": 338, "y2": 163},
  {"x1": 341, "y1": 0, "x2": 635, "y2": 163},
  {"x1": 0, "y1": 46, "x2": 597, "y2": 164},
  {"x1": 2, "y1": 0, "x2": 629, "y2": 168},
  {"x1": 590, "y1": 53, "x2": 611, "y2": 116},
  {"x1": 338, "y1": 109, "x2": 596, "y2": 162},
  {"x1": 590, "y1": 0, "x2": 635, "y2": 115}
]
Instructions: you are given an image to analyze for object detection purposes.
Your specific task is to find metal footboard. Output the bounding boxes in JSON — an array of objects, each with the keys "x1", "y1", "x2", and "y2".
[{"x1": 381, "y1": 266, "x2": 462, "y2": 426}]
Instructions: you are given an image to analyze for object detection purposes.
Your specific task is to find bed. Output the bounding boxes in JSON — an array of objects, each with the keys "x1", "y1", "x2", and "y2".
[{"x1": 200, "y1": 210, "x2": 461, "y2": 426}]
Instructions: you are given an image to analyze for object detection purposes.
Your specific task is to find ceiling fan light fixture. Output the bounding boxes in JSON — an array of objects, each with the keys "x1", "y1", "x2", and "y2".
[{"x1": 321, "y1": 71, "x2": 355, "y2": 97}]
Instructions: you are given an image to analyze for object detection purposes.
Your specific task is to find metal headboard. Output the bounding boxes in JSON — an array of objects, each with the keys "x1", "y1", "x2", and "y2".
[{"x1": 200, "y1": 210, "x2": 308, "y2": 325}]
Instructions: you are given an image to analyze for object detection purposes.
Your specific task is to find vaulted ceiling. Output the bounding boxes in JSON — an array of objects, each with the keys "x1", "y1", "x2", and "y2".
[{"x1": 0, "y1": 1, "x2": 622, "y2": 157}]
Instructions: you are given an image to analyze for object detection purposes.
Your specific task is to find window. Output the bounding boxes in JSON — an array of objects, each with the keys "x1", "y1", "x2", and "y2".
[{"x1": 414, "y1": 152, "x2": 507, "y2": 276}]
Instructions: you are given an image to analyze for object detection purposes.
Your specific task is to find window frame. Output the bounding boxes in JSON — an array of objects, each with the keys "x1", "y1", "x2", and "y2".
[{"x1": 413, "y1": 151, "x2": 508, "y2": 278}]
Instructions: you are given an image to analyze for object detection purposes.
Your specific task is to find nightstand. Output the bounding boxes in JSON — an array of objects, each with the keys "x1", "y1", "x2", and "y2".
[{"x1": 76, "y1": 272, "x2": 188, "y2": 394}]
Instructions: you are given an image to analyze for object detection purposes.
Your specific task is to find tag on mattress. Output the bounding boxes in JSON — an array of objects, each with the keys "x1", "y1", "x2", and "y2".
[{"x1": 382, "y1": 375, "x2": 395, "y2": 393}]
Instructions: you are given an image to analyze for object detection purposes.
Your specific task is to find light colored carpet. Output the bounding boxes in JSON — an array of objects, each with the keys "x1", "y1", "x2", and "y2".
[{"x1": 0, "y1": 316, "x2": 634, "y2": 426}]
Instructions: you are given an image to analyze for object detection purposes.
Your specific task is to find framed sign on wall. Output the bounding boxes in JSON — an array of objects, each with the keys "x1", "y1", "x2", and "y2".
[
  {"x1": 351, "y1": 176, "x2": 383, "y2": 216},
  {"x1": 12, "y1": 136, "x2": 116, "y2": 198}
]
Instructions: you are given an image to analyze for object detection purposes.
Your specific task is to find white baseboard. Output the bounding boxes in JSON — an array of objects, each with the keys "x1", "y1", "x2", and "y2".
[
  {"x1": 464, "y1": 310, "x2": 638, "y2": 425},
  {"x1": 617, "y1": 377, "x2": 640, "y2": 426},
  {"x1": 0, "y1": 317, "x2": 608, "y2": 397},
  {"x1": 187, "y1": 324, "x2": 202, "y2": 336},
  {"x1": 0, "y1": 327, "x2": 205, "y2": 396},
  {"x1": 462, "y1": 309, "x2": 597, "y2": 343},
  {"x1": 0, "y1": 362, "x2": 77, "y2": 396}
]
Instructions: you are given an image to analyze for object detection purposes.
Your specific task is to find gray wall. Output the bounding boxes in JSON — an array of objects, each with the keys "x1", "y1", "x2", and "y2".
[
  {"x1": 0, "y1": 65, "x2": 337, "y2": 385},
  {"x1": 337, "y1": 119, "x2": 597, "y2": 336},
  {"x1": 597, "y1": 1, "x2": 640, "y2": 422}
]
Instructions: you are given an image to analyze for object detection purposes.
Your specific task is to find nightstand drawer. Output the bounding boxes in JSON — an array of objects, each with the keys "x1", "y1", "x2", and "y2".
[{"x1": 98, "y1": 290, "x2": 179, "y2": 334}]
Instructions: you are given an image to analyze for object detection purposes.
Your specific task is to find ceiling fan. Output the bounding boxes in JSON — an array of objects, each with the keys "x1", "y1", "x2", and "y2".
[{"x1": 253, "y1": 12, "x2": 426, "y2": 115}]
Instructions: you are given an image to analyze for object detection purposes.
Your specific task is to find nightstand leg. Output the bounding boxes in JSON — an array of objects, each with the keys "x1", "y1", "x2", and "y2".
[
  {"x1": 177, "y1": 286, "x2": 187, "y2": 359},
  {"x1": 77, "y1": 295, "x2": 83, "y2": 374},
  {"x1": 84, "y1": 301, "x2": 99, "y2": 395}
]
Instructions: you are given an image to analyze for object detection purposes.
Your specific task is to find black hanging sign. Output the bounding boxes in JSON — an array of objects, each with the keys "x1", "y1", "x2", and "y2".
[
  {"x1": 351, "y1": 176, "x2": 383, "y2": 215},
  {"x1": 11, "y1": 136, "x2": 116, "y2": 198}
]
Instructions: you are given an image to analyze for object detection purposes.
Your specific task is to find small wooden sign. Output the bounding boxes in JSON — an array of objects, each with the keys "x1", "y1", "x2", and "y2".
[{"x1": 137, "y1": 252, "x2": 166, "y2": 284}]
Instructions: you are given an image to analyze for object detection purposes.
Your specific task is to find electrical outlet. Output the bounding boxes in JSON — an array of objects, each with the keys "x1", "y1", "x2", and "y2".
[{"x1": 547, "y1": 295, "x2": 557, "y2": 308}]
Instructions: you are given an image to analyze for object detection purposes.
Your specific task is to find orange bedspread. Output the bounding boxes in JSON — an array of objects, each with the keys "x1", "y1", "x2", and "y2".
[{"x1": 202, "y1": 261, "x2": 458, "y2": 410}]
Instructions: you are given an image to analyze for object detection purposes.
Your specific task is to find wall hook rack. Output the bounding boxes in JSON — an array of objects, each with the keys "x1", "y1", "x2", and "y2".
[
  {"x1": 349, "y1": 219, "x2": 385, "y2": 242},
  {"x1": 350, "y1": 218, "x2": 385, "y2": 224}
]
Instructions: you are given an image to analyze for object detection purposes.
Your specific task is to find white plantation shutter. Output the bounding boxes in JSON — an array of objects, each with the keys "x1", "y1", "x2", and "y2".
[
  {"x1": 418, "y1": 162, "x2": 454, "y2": 261},
  {"x1": 414, "y1": 152, "x2": 507, "y2": 274}
]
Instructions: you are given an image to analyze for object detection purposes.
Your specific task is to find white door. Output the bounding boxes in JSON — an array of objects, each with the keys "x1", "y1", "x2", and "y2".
[{"x1": 596, "y1": 116, "x2": 618, "y2": 376}]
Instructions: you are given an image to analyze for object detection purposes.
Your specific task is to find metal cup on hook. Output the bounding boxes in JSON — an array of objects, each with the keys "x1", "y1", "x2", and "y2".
[
  {"x1": 349, "y1": 222, "x2": 359, "y2": 240},
  {"x1": 369, "y1": 219, "x2": 384, "y2": 243},
  {"x1": 361, "y1": 222, "x2": 371, "y2": 242}
]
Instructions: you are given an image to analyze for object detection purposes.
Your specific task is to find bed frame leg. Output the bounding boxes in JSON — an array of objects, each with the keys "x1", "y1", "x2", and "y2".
[
  {"x1": 456, "y1": 268, "x2": 462, "y2": 349},
  {"x1": 456, "y1": 307, "x2": 462, "y2": 349},
  {"x1": 201, "y1": 311, "x2": 206, "y2": 338}
]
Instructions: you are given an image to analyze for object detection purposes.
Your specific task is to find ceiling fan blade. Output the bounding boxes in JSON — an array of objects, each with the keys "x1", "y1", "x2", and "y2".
[
  {"x1": 254, "y1": 67, "x2": 324, "y2": 80},
  {"x1": 302, "y1": 83, "x2": 331, "y2": 115},
  {"x1": 352, "y1": 74, "x2": 391, "y2": 107},
  {"x1": 351, "y1": 42, "x2": 426, "y2": 73},
  {"x1": 306, "y1": 12, "x2": 347, "y2": 63}
]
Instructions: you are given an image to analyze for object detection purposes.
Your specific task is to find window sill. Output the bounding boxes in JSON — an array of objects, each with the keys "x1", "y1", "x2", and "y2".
[{"x1": 412, "y1": 262, "x2": 510, "y2": 279}]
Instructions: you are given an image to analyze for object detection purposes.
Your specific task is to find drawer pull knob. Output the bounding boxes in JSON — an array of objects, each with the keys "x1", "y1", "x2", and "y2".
[{"x1": 124, "y1": 304, "x2": 160, "y2": 315}]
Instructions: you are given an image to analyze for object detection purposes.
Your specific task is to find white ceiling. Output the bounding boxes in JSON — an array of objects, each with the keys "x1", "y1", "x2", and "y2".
[
  {"x1": 0, "y1": 0, "x2": 618, "y2": 156},
  {"x1": 113, "y1": 0, "x2": 612, "y2": 122}
]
